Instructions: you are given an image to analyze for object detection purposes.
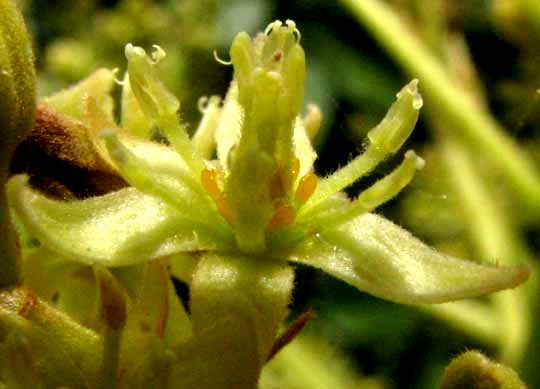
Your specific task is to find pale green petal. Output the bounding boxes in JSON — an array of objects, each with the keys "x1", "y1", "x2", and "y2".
[
  {"x1": 101, "y1": 129, "x2": 215, "y2": 221},
  {"x1": 288, "y1": 213, "x2": 530, "y2": 304},
  {"x1": 7, "y1": 176, "x2": 202, "y2": 266},
  {"x1": 169, "y1": 253, "x2": 294, "y2": 388},
  {"x1": 42, "y1": 68, "x2": 115, "y2": 122}
]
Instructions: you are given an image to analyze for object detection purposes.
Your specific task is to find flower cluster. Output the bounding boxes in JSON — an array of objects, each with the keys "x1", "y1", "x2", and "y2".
[{"x1": 5, "y1": 20, "x2": 530, "y2": 387}]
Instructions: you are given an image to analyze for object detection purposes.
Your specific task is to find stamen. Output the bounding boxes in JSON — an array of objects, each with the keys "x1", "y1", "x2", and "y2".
[
  {"x1": 201, "y1": 168, "x2": 236, "y2": 225},
  {"x1": 151, "y1": 45, "x2": 166, "y2": 64},
  {"x1": 216, "y1": 197, "x2": 236, "y2": 225},
  {"x1": 268, "y1": 203, "x2": 296, "y2": 231},
  {"x1": 270, "y1": 170, "x2": 285, "y2": 199},
  {"x1": 111, "y1": 68, "x2": 125, "y2": 85},
  {"x1": 197, "y1": 96, "x2": 209, "y2": 113},
  {"x1": 265, "y1": 20, "x2": 283, "y2": 36},
  {"x1": 295, "y1": 173, "x2": 318, "y2": 205},
  {"x1": 213, "y1": 49, "x2": 232, "y2": 65},
  {"x1": 285, "y1": 19, "x2": 301, "y2": 42},
  {"x1": 200, "y1": 168, "x2": 221, "y2": 200}
]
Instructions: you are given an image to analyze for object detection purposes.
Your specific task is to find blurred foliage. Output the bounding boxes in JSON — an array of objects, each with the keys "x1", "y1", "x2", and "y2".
[{"x1": 16, "y1": 0, "x2": 540, "y2": 387}]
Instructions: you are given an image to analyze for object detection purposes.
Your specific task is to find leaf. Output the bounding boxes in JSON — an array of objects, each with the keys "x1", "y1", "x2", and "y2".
[
  {"x1": 288, "y1": 213, "x2": 530, "y2": 304},
  {"x1": 7, "y1": 175, "x2": 201, "y2": 266}
]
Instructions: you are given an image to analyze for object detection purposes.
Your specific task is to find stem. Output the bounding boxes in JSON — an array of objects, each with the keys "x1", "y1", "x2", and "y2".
[
  {"x1": 339, "y1": 0, "x2": 540, "y2": 213},
  {"x1": 101, "y1": 327, "x2": 122, "y2": 389},
  {"x1": 417, "y1": 300, "x2": 499, "y2": 346},
  {"x1": 439, "y1": 136, "x2": 531, "y2": 366}
]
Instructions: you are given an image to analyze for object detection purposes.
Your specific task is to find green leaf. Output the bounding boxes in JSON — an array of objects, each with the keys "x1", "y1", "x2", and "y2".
[
  {"x1": 288, "y1": 213, "x2": 530, "y2": 304},
  {"x1": 7, "y1": 176, "x2": 202, "y2": 266},
  {"x1": 169, "y1": 253, "x2": 294, "y2": 388}
]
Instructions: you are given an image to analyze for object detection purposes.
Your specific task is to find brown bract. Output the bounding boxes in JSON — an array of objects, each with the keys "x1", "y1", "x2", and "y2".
[{"x1": 10, "y1": 104, "x2": 126, "y2": 199}]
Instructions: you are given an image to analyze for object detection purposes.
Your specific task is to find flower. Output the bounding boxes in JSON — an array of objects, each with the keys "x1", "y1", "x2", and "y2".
[{"x1": 7, "y1": 20, "x2": 530, "y2": 387}]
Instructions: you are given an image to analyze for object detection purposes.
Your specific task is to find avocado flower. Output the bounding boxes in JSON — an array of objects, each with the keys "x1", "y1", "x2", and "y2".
[{"x1": 7, "y1": 20, "x2": 529, "y2": 387}]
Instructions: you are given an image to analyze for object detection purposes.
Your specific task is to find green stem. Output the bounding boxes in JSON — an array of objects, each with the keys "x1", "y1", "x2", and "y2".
[
  {"x1": 417, "y1": 300, "x2": 499, "y2": 346},
  {"x1": 101, "y1": 327, "x2": 122, "y2": 389},
  {"x1": 439, "y1": 137, "x2": 531, "y2": 366},
  {"x1": 339, "y1": 0, "x2": 540, "y2": 213}
]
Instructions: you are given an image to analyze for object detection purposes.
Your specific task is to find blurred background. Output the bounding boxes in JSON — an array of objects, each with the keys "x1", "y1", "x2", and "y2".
[{"x1": 18, "y1": 0, "x2": 540, "y2": 387}]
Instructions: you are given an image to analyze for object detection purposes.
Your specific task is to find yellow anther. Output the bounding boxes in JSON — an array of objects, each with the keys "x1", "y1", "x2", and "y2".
[
  {"x1": 201, "y1": 168, "x2": 221, "y2": 201},
  {"x1": 268, "y1": 203, "x2": 296, "y2": 232},
  {"x1": 295, "y1": 173, "x2": 318, "y2": 205}
]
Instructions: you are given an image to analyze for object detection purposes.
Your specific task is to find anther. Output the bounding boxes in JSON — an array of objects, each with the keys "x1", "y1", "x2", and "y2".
[
  {"x1": 295, "y1": 173, "x2": 318, "y2": 205},
  {"x1": 268, "y1": 203, "x2": 295, "y2": 231},
  {"x1": 201, "y1": 168, "x2": 221, "y2": 200}
]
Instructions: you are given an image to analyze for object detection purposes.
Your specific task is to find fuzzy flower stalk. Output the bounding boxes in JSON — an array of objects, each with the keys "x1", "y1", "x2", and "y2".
[{"x1": 3, "y1": 20, "x2": 530, "y2": 387}]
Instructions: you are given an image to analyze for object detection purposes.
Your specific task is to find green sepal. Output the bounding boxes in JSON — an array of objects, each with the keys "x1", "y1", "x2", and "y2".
[
  {"x1": 7, "y1": 175, "x2": 202, "y2": 266},
  {"x1": 289, "y1": 213, "x2": 530, "y2": 304},
  {"x1": 169, "y1": 253, "x2": 294, "y2": 388}
]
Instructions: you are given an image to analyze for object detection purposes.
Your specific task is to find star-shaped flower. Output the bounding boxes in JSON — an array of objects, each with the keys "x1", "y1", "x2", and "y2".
[{"x1": 7, "y1": 20, "x2": 530, "y2": 387}]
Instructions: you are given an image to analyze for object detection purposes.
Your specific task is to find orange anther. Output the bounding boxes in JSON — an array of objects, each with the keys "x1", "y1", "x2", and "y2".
[
  {"x1": 295, "y1": 173, "x2": 318, "y2": 205},
  {"x1": 267, "y1": 203, "x2": 295, "y2": 232},
  {"x1": 217, "y1": 197, "x2": 236, "y2": 225},
  {"x1": 201, "y1": 168, "x2": 236, "y2": 225},
  {"x1": 270, "y1": 169, "x2": 284, "y2": 199},
  {"x1": 201, "y1": 168, "x2": 221, "y2": 200}
]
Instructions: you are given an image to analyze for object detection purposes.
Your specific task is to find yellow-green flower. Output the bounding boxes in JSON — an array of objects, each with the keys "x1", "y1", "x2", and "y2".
[{"x1": 7, "y1": 20, "x2": 530, "y2": 387}]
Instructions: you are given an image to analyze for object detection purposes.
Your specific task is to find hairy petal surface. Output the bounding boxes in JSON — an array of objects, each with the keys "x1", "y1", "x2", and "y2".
[
  {"x1": 288, "y1": 213, "x2": 530, "y2": 304},
  {"x1": 170, "y1": 253, "x2": 294, "y2": 388},
  {"x1": 7, "y1": 176, "x2": 202, "y2": 266}
]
